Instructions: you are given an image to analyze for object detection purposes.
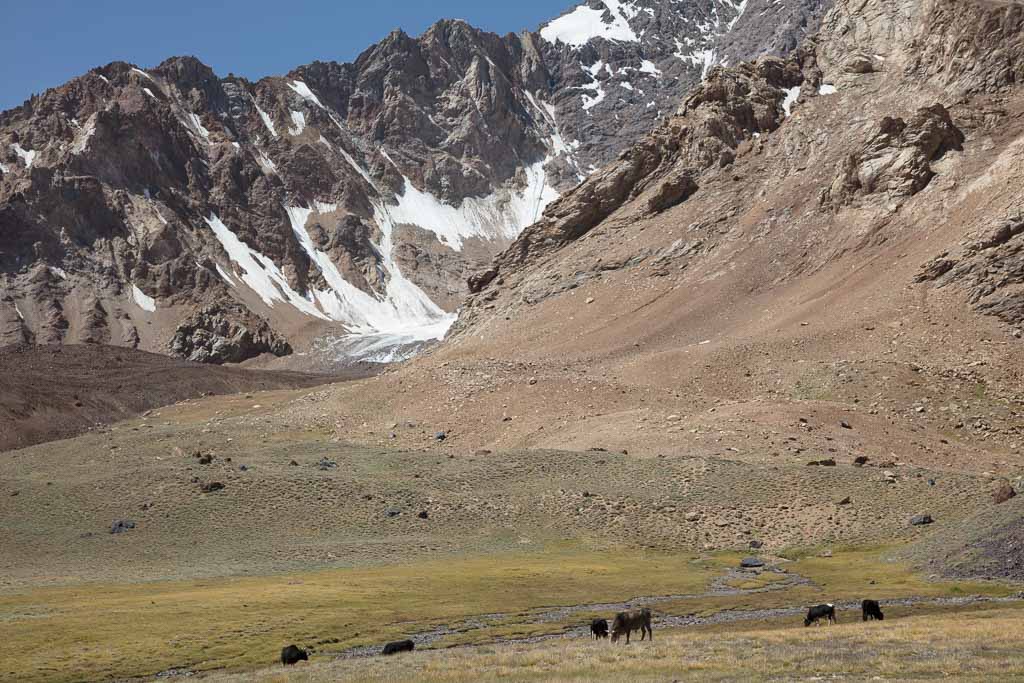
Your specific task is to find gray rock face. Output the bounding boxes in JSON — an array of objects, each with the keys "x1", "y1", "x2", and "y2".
[
  {"x1": 0, "y1": 1, "x2": 830, "y2": 365},
  {"x1": 462, "y1": 52, "x2": 807, "y2": 303},
  {"x1": 536, "y1": 0, "x2": 834, "y2": 174},
  {"x1": 916, "y1": 212, "x2": 1024, "y2": 328},
  {"x1": 822, "y1": 104, "x2": 964, "y2": 208},
  {"x1": 169, "y1": 304, "x2": 291, "y2": 364}
]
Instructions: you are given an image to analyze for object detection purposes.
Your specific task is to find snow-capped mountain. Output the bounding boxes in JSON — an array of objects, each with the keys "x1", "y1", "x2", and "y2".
[{"x1": 0, "y1": 0, "x2": 830, "y2": 365}]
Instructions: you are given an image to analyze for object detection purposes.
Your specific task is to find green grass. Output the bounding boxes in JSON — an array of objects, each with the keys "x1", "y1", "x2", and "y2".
[
  {"x1": 0, "y1": 547, "x2": 717, "y2": 683},
  {"x1": 0, "y1": 542, "x2": 1017, "y2": 683},
  {"x1": 197, "y1": 605, "x2": 1024, "y2": 682},
  {"x1": 653, "y1": 546, "x2": 1014, "y2": 623}
]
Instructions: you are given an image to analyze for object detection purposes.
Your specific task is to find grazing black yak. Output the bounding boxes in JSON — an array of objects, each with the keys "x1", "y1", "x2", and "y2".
[
  {"x1": 280, "y1": 644, "x2": 308, "y2": 666},
  {"x1": 804, "y1": 604, "x2": 837, "y2": 627},
  {"x1": 611, "y1": 608, "x2": 652, "y2": 644},
  {"x1": 590, "y1": 618, "x2": 609, "y2": 639},
  {"x1": 862, "y1": 599, "x2": 884, "y2": 621},
  {"x1": 382, "y1": 639, "x2": 415, "y2": 655}
]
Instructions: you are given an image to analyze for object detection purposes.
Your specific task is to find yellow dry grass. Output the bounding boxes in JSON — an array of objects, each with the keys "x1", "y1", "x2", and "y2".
[
  {"x1": 0, "y1": 547, "x2": 718, "y2": 683},
  {"x1": 198, "y1": 606, "x2": 1024, "y2": 682},
  {"x1": 0, "y1": 546, "x2": 1015, "y2": 682}
]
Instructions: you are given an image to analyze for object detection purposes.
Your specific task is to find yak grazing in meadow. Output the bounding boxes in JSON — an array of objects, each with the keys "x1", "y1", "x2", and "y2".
[
  {"x1": 610, "y1": 608, "x2": 652, "y2": 644},
  {"x1": 280, "y1": 645, "x2": 308, "y2": 666}
]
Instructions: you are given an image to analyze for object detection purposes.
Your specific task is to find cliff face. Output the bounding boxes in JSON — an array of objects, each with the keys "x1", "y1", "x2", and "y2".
[{"x1": 0, "y1": 1, "x2": 830, "y2": 365}]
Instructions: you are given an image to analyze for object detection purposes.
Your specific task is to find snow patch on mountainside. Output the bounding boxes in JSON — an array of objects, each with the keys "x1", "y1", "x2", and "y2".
[
  {"x1": 285, "y1": 205, "x2": 451, "y2": 340},
  {"x1": 338, "y1": 148, "x2": 376, "y2": 186},
  {"x1": 256, "y1": 150, "x2": 278, "y2": 175},
  {"x1": 205, "y1": 213, "x2": 326, "y2": 318},
  {"x1": 672, "y1": 0, "x2": 753, "y2": 80},
  {"x1": 383, "y1": 160, "x2": 559, "y2": 251},
  {"x1": 11, "y1": 144, "x2": 36, "y2": 169},
  {"x1": 523, "y1": 91, "x2": 584, "y2": 180},
  {"x1": 253, "y1": 98, "x2": 278, "y2": 138},
  {"x1": 541, "y1": 0, "x2": 640, "y2": 47},
  {"x1": 782, "y1": 86, "x2": 801, "y2": 116},
  {"x1": 726, "y1": 0, "x2": 749, "y2": 30},
  {"x1": 581, "y1": 60, "x2": 609, "y2": 112},
  {"x1": 288, "y1": 111, "x2": 306, "y2": 136},
  {"x1": 71, "y1": 116, "x2": 97, "y2": 155},
  {"x1": 202, "y1": 175, "x2": 457, "y2": 352},
  {"x1": 287, "y1": 80, "x2": 324, "y2": 108},
  {"x1": 215, "y1": 151, "x2": 560, "y2": 357},
  {"x1": 639, "y1": 59, "x2": 662, "y2": 76},
  {"x1": 131, "y1": 285, "x2": 157, "y2": 312},
  {"x1": 214, "y1": 263, "x2": 236, "y2": 285},
  {"x1": 187, "y1": 113, "x2": 211, "y2": 140}
]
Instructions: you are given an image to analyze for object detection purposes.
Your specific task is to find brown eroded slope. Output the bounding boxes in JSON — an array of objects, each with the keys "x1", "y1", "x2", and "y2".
[{"x1": 0, "y1": 344, "x2": 344, "y2": 451}]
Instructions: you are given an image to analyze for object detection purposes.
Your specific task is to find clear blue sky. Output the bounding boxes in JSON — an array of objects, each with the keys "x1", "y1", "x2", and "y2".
[{"x1": 1, "y1": 1, "x2": 572, "y2": 111}]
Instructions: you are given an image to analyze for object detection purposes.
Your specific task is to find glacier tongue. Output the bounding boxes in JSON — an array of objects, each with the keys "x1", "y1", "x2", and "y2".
[{"x1": 274, "y1": 155, "x2": 558, "y2": 360}]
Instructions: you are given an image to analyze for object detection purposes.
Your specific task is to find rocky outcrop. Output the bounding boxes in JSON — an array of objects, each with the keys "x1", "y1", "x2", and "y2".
[
  {"x1": 817, "y1": 0, "x2": 1024, "y2": 96},
  {"x1": 717, "y1": 0, "x2": 834, "y2": 67},
  {"x1": 917, "y1": 212, "x2": 1024, "y2": 326},
  {"x1": 821, "y1": 104, "x2": 964, "y2": 209},
  {"x1": 907, "y1": 0, "x2": 1024, "y2": 95},
  {"x1": 993, "y1": 479, "x2": 1017, "y2": 505},
  {"x1": 170, "y1": 304, "x2": 291, "y2": 364},
  {"x1": 467, "y1": 54, "x2": 806, "y2": 294}
]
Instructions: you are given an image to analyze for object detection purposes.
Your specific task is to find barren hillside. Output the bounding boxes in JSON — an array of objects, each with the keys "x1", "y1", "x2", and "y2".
[{"x1": 0, "y1": 344, "x2": 338, "y2": 451}]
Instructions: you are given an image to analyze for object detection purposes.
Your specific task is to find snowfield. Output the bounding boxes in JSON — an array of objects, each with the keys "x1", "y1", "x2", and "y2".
[
  {"x1": 288, "y1": 110, "x2": 306, "y2": 136},
  {"x1": 382, "y1": 161, "x2": 558, "y2": 251},
  {"x1": 540, "y1": 0, "x2": 640, "y2": 47},
  {"x1": 287, "y1": 80, "x2": 325, "y2": 108},
  {"x1": 201, "y1": 143, "x2": 555, "y2": 359},
  {"x1": 204, "y1": 213, "x2": 326, "y2": 318},
  {"x1": 254, "y1": 98, "x2": 279, "y2": 138}
]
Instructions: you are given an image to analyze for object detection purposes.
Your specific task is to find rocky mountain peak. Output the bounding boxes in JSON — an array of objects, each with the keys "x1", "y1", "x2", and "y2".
[{"x1": 0, "y1": 0, "x2": 832, "y2": 367}]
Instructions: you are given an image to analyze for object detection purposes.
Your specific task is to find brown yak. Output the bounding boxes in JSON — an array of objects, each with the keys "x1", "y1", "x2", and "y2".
[{"x1": 610, "y1": 608, "x2": 652, "y2": 644}]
